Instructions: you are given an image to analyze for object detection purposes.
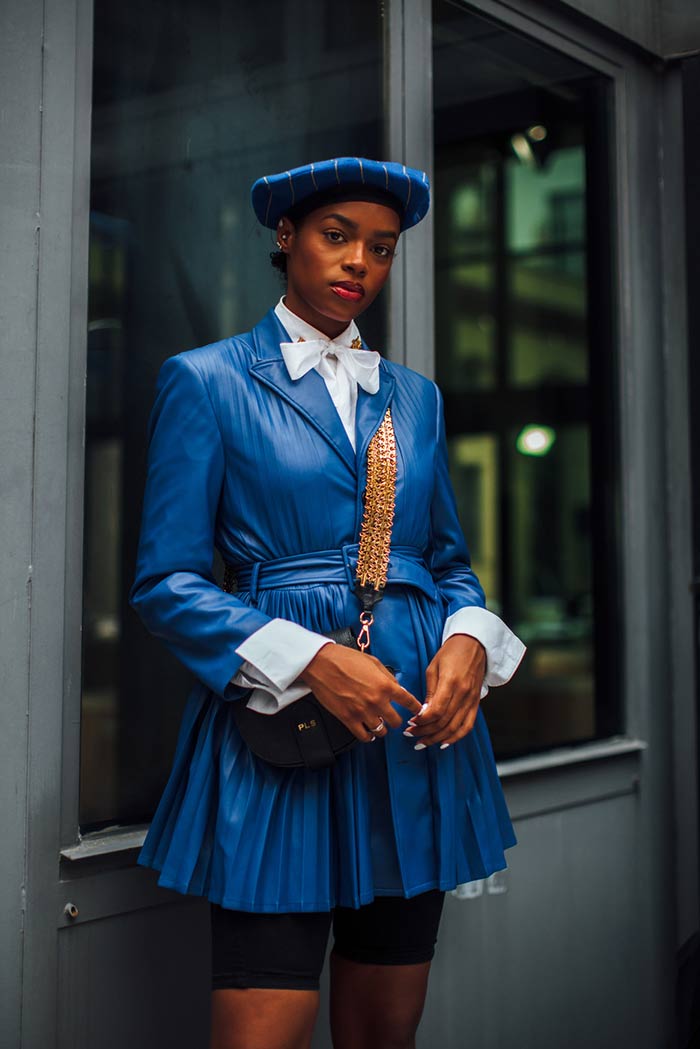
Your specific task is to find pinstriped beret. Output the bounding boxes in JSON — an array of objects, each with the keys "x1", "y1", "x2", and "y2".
[{"x1": 251, "y1": 157, "x2": 430, "y2": 232}]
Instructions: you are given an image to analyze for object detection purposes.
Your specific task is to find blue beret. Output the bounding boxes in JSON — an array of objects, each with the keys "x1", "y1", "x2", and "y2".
[{"x1": 251, "y1": 157, "x2": 430, "y2": 232}]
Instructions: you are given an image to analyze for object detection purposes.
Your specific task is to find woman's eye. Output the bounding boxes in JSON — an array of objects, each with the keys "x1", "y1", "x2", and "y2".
[
  {"x1": 373, "y1": 245, "x2": 394, "y2": 259},
  {"x1": 323, "y1": 230, "x2": 345, "y2": 243}
]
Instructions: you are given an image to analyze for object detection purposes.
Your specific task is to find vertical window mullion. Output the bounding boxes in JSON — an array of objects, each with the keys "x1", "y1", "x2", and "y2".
[{"x1": 384, "y1": 0, "x2": 435, "y2": 376}]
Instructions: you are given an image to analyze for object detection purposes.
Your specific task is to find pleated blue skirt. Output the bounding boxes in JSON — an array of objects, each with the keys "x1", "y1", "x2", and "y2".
[{"x1": 138, "y1": 580, "x2": 517, "y2": 912}]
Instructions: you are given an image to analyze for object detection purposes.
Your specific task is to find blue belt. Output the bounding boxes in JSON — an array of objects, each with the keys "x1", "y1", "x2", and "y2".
[{"x1": 223, "y1": 544, "x2": 437, "y2": 604}]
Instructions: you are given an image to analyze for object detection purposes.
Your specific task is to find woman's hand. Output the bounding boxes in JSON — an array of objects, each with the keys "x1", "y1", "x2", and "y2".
[
  {"x1": 405, "y1": 635, "x2": 486, "y2": 748},
  {"x1": 299, "y1": 643, "x2": 423, "y2": 742}
]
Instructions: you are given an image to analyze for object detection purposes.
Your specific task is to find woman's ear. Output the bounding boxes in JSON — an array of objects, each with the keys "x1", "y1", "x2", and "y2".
[{"x1": 276, "y1": 216, "x2": 295, "y2": 253}]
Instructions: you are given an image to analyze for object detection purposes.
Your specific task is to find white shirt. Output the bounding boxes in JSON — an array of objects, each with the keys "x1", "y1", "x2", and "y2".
[
  {"x1": 231, "y1": 298, "x2": 526, "y2": 713},
  {"x1": 276, "y1": 297, "x2": 380, "y2": 449}
]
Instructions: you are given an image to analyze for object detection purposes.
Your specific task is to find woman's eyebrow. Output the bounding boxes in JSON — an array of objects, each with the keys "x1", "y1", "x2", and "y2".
[
  {"x1": 321, "y1": 211, "x2": 358, "y2": 229},
  {"x1": 321, "y1": 212, "x2": 399, "y2": 241}
]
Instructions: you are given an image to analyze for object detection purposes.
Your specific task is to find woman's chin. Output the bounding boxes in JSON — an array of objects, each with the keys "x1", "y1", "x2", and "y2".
[
  {"x1": 286, "y1": 287, "x2": 376, "y2": 331},
  {"x1": 325, "y1": 291, "x2": 373, "y2": 321},
  {"x1": 308, "y1": 299, "x2": 365, "y2": 327}
]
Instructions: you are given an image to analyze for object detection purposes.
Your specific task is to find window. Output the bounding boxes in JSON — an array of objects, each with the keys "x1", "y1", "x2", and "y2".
[
  {"x1": 82, "y1": 0, "x2": 385, "y2": 828},
  {"x1": 433, "y1": 0, "x2": 619, "y2": 757},
  {"x1": 81, "y1": 2, "x2": 622, "y2": 828}
]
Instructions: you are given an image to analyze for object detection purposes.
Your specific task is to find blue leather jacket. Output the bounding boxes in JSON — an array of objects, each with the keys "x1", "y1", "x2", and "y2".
[{"x1": 131, "y1": 308, "x2": 515, "y2": 912}]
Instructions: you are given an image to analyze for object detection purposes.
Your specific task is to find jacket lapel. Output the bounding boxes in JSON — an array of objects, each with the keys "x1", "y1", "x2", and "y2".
[
  {"x1": 355, "y1": 360, "x2": 396, "y2": 465},
  {"x1": 248, "y1": 309, "x2": 357, "y2": 474}
]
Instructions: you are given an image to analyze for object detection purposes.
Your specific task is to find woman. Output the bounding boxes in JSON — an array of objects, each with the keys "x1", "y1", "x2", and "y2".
[{"x1": 130, "y1": 157, "x2": 525, "y2": 1049}]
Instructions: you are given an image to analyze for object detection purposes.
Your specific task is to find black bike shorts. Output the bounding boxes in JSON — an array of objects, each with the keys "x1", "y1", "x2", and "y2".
[{"x1": 211, "y1": 890, "x2": 446, "y2": 991}]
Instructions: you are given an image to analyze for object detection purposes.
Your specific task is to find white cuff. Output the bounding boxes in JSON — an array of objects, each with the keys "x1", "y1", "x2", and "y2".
[
  {"x1": 239, "y1": 676, "x2": 317, "y2": 715},
  {"x1": 442, "y1": 606, "x2": 526, "y2": 700},
  {"x1": 232, "y1": 618, "x2": 334, "y2": 714}
]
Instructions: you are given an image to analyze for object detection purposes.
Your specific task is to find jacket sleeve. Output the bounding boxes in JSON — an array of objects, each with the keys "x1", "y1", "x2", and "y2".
[
  {"x1": 129, "y1": 353, "x2": 273, "y2": 698},
  {"x1": 426, "y1": 384, "x2": 487, "y2": 616}
]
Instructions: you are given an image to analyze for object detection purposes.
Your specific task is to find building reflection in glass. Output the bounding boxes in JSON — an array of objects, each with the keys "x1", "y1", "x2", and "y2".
[{"x1": 434, "y1": 0, "x2": 618, "y2": 757}]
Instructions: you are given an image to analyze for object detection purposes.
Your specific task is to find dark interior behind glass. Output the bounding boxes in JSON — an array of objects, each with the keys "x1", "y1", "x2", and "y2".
[{"x1": 433, "y1": 0, "x2": 619, "y2": 758}]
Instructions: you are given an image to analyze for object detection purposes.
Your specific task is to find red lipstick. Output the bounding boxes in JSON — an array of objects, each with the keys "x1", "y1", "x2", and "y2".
[{"x1": 331, "y1": 281, "x2": 365, "y2": 303}]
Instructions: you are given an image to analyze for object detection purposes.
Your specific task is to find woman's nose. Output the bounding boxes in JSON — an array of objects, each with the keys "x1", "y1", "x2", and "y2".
[{"x1": 342, "y1": 243, "x2": 368, "y2": 275}]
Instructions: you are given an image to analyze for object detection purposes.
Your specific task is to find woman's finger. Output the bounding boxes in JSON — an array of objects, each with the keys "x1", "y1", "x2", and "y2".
[
  {"x1": 415, "y1": 693, "x2": 480, "y2": 747},
  {"x1": 380, "y1": 706, "x2": 405, "y2": 730},
  {"x1": 363, "y1": 716, "x2": 388, "y2": 737},
  {"x1": 411, "y1": 673, "x2": 461, "y2": 728},
  {"x1": 390, "y1": 684, "x2": 423, "y2": 718},
  {"x1": 409, "y1": 703, "x2": 459, "y2": 742},
  {"x1": 347, "y1": 717, "x2": 377, "y2": 743}
]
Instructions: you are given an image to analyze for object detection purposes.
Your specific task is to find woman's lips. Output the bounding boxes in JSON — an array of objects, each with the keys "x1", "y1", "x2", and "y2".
[{"x1": 331, "y1": 282, "x2": 365, "y2": 302}]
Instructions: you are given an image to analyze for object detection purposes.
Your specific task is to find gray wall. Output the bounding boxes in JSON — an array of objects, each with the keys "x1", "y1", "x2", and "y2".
[{"x1": 0, "y1": 0, "x2": 43, "y2": 1040}]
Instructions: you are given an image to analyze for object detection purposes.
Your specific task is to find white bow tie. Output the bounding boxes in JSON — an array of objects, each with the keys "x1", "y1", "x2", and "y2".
[{"x1": 280, "y1": 338, "x2": 381, "y2": 395}]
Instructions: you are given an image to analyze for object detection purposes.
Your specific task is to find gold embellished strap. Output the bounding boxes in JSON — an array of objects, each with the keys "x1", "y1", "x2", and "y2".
[
  {"x1": 355, "y1": 409, "x2": 397, "y2": 594},
  {"x1": 354, "y1": 409, "x2": 396, "y2": 651}
]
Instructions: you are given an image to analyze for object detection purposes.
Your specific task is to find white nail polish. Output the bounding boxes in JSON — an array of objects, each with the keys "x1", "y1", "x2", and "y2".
[
  {"x1": 420, "y1": 703, "x2": 429, "y2": 714},
  {"x1": 403, "y1": 729, "x2": 414, "y2": 738},
  {"x1": 414, "y1": 743, "x2": 427, "y2": 751},
  {"x1": 440, "y1": 743, "x2": 450, "y2": 750}
]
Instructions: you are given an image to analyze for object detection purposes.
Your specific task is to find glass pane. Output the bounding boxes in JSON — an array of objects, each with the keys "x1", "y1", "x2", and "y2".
[
  {"x1": 447, "y1": 434, "x2": 500, "y2": 602},
  {"x1": 495, "y1": 424, "x2": 595, "y2": 753},
  {"x1": 435, "y1": 157, "x2": 498, "y2": 392},
  {"x1": 433, "y1": 0, "x2": 618, "y2": 758},
  {"x1": 509, "y1": 253, "x2": 588, "y2": 388},
  {"x1": 507, "y1": 146, "x2": 586, "y2": 253},
  {"x1": 507, "y1": 145, "x2": 588, "y2": 387},
  {"x1": 81, "y1": 0, "x2": 384, "y2": 829}
]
